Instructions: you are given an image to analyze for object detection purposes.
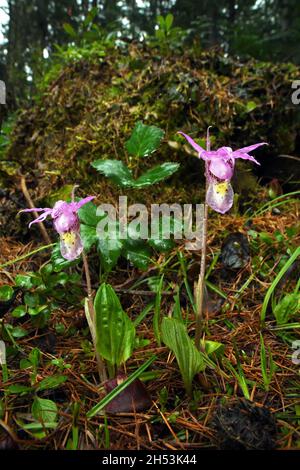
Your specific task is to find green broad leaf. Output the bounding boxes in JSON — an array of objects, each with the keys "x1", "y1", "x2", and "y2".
[
  {"x1": 11, "y1": 305, "x2": 27, "y2": 318},
  {"x1": 200, "y1": 339, "x2": 224, "y2": 358},
  {"x1": 24, "y1": 292, "x2": 40, "y2": 308},
  {"x1": 32, "y1": 397, "x2": 58, "y2": 424},
  {"x1": 148, "y1": 238, "x2": 175, "y2": 252},
  {"x1": 15, "y1": 274, "x2": 34, "y2": 289},
  {"x1": 0, "y1": 286, "x2": 14, "y2": 301},
  {"x1": 78, "y1": 201, "x2": 103, "y2": 226},
  {"x1": 155, "y1": 29, "x2": 165, "y2": 40},
  {"x1": 125, "y1": 121, "x2": 164, "y2": 158},
  {"x1": 148, "y1": 215, "x2": 181, "y2": 251},
  {"x1": 83, "y1": 7, "x2": 98, "y2": 27},
  {"x1": 36, "y1": 375, "x2": 67, "y2": 392},
  {"x1": 165, "y1": 13, "x2": 174, "y2": 31},
  {"x1": 80, "y1": 224, "x2": 98, "y2": 252},
  {"x1": 44, "y1": 272, "x2": 70, "y2": 288},
  {"x1": 20, "y1": 359, "x2": 33, "y2": 370},
  {"x1": 97, "y1": 238, "x2": 123, "y2": 273},
  {"x1": 91, "y1": 159, "x2": 134, "y2": 188},
  {"x1": 157, "y1": 15, "x2": 165, "y2": 29},
  {"x1": 123, "y1": 240, "x2": 152, "y2": 270},
  {"x1": 161, "y1": 317, "x2": 205, "y2": 395},
  {"x1": 273, "y1": 292, "x2": 300, "y2": 325},
  {"x1": 47, "y1": 184, "x2": 74, "y2": 207},
  {"x1": 245, "y1": 100, "x2": 258, "y2": 113},
  {"x1": 63, "y1": 22, "x2": 77, "y2": 38},
  {"x1": 94, "y1": 283, "x2": 136, "y2": 367},
  {"x1": 133, "y1": 163, "x2": 179, "y2": 187},
  {"x1": 7, "y1": 384, "x2": 32, "y2": 395},
  {"x1": 29, "y1": 348, "x2": 41, "y2": 368},
  {"x1": 11, "y1": 326, "x2": 28, "y2": 338},
  {"x1": 28, "y1": 305, "x2": 48, "y2": 317}
]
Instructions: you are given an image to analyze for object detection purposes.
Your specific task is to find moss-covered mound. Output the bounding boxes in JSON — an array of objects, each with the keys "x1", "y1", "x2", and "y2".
[{"x1": 1, "y1": 45, "x2": 300, "y2": 236}]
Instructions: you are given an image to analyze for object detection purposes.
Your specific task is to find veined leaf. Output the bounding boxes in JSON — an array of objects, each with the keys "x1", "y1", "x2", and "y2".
[
  {"x1": 92, "y1": 159, "x2": 179, "y2": 189},
  {"x1": 125, "y1": 121, "x2": 164, "y2": 157},
  {"x1": 80, "y1": 224, "x2": 98, "y2": 252},
  {"x1": 78, "y1": 201, "x2": 103, "y2": 226},
  {"x1": 133, "y1": 162, "x2": 179, "y2": 187},
  {"x1": 161, "y1": 317, "x2": 205, "y2": 395},
  {"x1": 32, "y1": 397, "x2": 58, "y2": 424},
  {"x1": 148, "y1": 238, "x2": 175, "y2": 252},
  {"x1": 98, "y1": 238, "x2": 123, "y2": 273},
  {"x1": 123, "y1": 240, "x2": 152, "y2": 270},
  {"x1": 91, "y1": 160, "x2": 134, "y2": 188},
  {"x1": 94, "y1": 283, "x2": 136, "y2": 367},
  {"x1": 36, "y1": 375, "x2": 67, "y2": 392},
  {"x1": 0, "y1": 286, "x2": 14, "y2": 301}
]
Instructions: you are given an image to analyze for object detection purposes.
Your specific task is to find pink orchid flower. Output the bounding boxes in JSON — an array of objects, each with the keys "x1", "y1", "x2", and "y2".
[
  {"x1": 178, "y1": 130, "x2": 267, "y2": 214},
  {"x1": 21, "y1": 196, "x2": 94, "y2": 261}
]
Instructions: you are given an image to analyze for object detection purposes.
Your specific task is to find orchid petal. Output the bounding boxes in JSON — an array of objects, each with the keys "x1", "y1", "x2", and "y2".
[
  {"x1": 20, "y1": 207, "x2": 52, "y2": 213},
  {"x1": 178, "y1": 131, "x2": 207, "y2": 157},
  {"x1": 74, "y1": 196, "x2": 95, "y2": 211},
  {"x1": 28, "y1": 210, "x2": 53, "y2": 228},
  {"x1": 236, "y1": 142, "x2": 268, "y2": 154},
  {"x1": 216, "y1": 147, "x2": 234, "y2": 159},
  {"x1": 206, "y1": 181, "x2": 234, "y2": 214},
  {"x1": 232, "y1": 151, "x2": 260, "y2": 165},
  {"x1": 52, "y1": 200, "x2": 67, "y2": 214},
  {"x1": 208, "y1": 157, "x2": 234, "y2": 180},
  {"x1": 54, "y1": 209, "x2": 79, "y2": 234}
]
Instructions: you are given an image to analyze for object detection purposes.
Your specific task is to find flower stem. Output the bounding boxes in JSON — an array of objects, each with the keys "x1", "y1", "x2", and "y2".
[
  {"x1": 195, "y1": 199, "x2": 208, "y2": 351},
  {"x1": 82, "y1": 252, "x2": 107, "y2": 383},
  {"x1": 195, "y1": 127, "x2": 211, "y2": 352}
]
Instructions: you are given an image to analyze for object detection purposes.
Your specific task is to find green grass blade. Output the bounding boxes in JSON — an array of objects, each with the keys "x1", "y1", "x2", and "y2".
[
  {"x1": 133, "y1": 301, "x2": 155, "y2": 327},
  {"x1": 0, "y1": 243, "x2": 55, "y2": 269},
  {"x1": 261, "y1": 247, "x2": 300, "y2": 324},
  {"x1": 86, "y1": 356, "x2": 156, "y2": 418},
  {"x1": 153, "y1": 274, "x2": 164, "y2": 346}
]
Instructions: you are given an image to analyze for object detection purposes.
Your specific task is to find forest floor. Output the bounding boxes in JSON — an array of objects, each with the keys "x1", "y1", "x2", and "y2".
[{"x1": 0, "y1": 195, "x2": 299, "y2": 450}]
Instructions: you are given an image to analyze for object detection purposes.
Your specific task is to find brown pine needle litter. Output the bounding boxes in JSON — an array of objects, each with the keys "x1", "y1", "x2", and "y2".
[{"x1": 0, "y1": 199, "x2": 299, "y2": 450}]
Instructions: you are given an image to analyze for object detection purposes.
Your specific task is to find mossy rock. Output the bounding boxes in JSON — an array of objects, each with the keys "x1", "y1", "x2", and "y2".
[{"x1": 2, "y1": 45, "x2": 300, "y2": 237}]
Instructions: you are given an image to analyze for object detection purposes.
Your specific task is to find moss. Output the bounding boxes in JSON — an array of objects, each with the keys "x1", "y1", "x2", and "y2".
[{"x1": 3, "y1": 45, "x2": 300, "y2": 236}]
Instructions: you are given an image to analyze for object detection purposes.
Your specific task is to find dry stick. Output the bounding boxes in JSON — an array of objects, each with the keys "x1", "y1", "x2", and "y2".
[
  {"x1": 20, "y1": 176, "x2": 52, "y2": 245},
  {"x1": 82, "y1": 252, "x2": 107, "y2": 383}
]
